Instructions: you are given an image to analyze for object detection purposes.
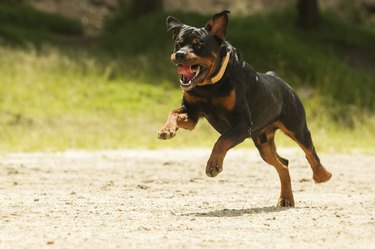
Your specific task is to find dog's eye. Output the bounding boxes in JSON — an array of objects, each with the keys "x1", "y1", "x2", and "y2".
[
  {"x1": 176, "y1": 38, "x2": 184, "y2": 48},
  {"x1": 193, "y1": 41, "x2": 203, "y2": 50}
]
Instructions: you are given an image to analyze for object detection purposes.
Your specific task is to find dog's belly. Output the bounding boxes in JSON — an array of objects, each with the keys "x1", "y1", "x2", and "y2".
[{"x1": 250, "y1": 106, "x2": 281, "y2": 132}]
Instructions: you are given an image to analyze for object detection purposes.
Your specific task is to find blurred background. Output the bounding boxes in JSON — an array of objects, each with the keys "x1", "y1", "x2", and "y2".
[{"x1": 0, "y1": 0, "x2": 374, "y2": 152}]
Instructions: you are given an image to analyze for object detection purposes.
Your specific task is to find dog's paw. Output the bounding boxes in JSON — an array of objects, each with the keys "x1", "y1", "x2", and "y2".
[
  {"x1": 158, "y1": 126, "x2": 178, "y2": 140},
  {"x1": 313, "y1": 165, "x2": 332, "y2": 183},
  {"x1": 277, "y1": 197, "x2": 295, "y2": 208},
  {"x1": 206, "y1": 158, "x2": 223, "y2": 177}
]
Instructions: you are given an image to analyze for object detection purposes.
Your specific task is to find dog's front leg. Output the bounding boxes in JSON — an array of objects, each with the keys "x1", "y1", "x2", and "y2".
[
  {"x1": 206, "y1": 122, "x2": 249, "y2": 177},
  {"x1": 158, "y1": 106, "x2": 198, "y2": 140}
]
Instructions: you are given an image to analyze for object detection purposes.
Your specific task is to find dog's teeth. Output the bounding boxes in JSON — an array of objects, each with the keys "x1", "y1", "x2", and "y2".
[
  {"x1": 193, "y1": 66, "x2": 200, "y2": 78},
  {"x1": 190, "y1": 65, "x2": 200, "y2": 73}
]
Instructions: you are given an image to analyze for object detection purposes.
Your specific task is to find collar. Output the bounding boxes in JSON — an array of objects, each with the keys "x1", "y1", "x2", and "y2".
[{"x1": 210, "y1": 51, "x2": 231, "y2": 84}]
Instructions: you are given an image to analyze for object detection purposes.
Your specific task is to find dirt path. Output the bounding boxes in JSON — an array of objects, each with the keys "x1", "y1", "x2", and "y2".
[{"x1": 0, "y1": 149, "x2": 374, "y2": 248}]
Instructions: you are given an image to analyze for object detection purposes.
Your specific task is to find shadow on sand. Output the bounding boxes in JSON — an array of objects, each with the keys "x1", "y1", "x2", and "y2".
[{"x1": 182, "y1": 206, "x2": 292, "y2": 218}]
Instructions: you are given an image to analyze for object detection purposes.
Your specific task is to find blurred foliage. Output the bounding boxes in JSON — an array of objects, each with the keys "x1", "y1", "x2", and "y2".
[{"x1": 0, "y1": 3, "x2": 83, "y2": 46}]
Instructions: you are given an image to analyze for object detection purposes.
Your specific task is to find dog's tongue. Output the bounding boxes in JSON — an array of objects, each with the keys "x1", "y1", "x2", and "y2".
[{"x1": 177, "y1": 65, "x2": 194, "y2": 81}]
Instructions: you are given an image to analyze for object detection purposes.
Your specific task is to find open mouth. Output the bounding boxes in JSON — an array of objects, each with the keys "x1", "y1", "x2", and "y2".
[{"x1": 177, "y1": 64, "x2": 208, "y2": 90}]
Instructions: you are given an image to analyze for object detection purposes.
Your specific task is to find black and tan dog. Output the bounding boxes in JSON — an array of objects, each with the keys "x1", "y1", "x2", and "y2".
[{"x1": 158, "y1": 10, "x2": 332, "y2": 207}]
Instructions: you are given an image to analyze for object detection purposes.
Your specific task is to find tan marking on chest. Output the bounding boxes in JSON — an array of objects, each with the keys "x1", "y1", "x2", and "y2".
[
  {"x1": 213, "y1": 89, "x2": 236, "y2": 111},
  {"x1": 183, "y1": 91, "x2": 205, "y2": 104}
]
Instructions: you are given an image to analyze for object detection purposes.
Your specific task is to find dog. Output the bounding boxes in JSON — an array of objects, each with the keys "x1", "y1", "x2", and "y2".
[{"x1": 158, "y1": 10, "x2": 332, "y2": 207}]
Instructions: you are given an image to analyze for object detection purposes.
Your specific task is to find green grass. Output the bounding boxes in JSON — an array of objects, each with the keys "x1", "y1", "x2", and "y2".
[
  {"x1": 0, "y1": 5, "x2": 374, "y2": 153},
  {"x1": 0, "y1": 46, "x2": 373, "y2": 153},
  {"x1": 0, "y1": 46, "x2": 219, "y2": 151}
]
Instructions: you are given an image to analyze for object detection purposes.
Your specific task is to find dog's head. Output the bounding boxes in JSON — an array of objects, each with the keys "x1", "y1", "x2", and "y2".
[{"x1": 166, "y1": 10, "x2": 230, "y2": 91}]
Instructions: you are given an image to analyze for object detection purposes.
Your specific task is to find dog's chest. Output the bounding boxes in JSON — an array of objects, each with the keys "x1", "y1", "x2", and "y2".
[
  {"x1": 184, "y1": 89, "x2": 236, "y2": 111},
  {"x1": 183, "y1": 90, "x2": 237, "y2": 133}
]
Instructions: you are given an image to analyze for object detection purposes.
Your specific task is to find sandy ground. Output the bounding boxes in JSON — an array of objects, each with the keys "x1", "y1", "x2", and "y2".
[{"x1": 0, "y1": 148, "x2": 374, "y2": 249}]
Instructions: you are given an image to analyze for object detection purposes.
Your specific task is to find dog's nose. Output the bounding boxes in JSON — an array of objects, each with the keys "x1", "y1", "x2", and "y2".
[{"x1": 175, "y1": 51, "x2": 186, "y2": 60}]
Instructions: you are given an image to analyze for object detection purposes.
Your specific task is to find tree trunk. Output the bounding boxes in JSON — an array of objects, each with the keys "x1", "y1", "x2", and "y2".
[{"x1": 297, "y1": 0, "x2": 320, "y2": 29}]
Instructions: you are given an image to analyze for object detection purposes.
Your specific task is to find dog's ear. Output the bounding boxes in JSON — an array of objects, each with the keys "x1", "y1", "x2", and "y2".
[
  {"x1": 166, "y1": 16, "x2": 184, "y2": 40},
  {"x1": 205, "y1": 10, "x2": 230, "y2": 41}
]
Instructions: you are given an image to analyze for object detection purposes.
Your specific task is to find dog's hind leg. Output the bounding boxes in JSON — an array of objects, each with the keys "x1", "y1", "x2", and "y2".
[
  {"x1": 275, "y1": 120, "x2": 332, "y2": 183},
  {"x1": 253, "y1": 128, "x2": 295, "y2": 207}
]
